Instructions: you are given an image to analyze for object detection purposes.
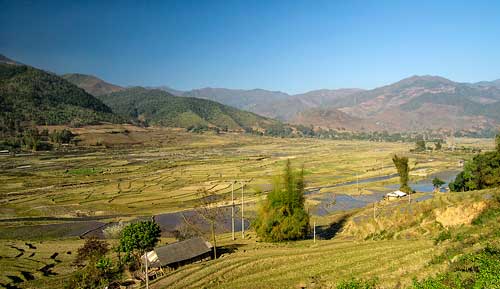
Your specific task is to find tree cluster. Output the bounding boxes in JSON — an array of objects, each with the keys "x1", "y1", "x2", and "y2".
[
  {"x1": 0, "y1": 127, "x2": 76, "y2": 152},
  {"x1": 392, "y1": 155, "x2": 412, "y2": 193},
  {"x1": 254, "y1": 160, "x2": 310, "y2": 242},
  {"x1": 415, "y1": 139, "x2": 426, "y2": 152},
  {"x1": 66, "y1": 237, "x2": 121, "y2": 289},
  {"x1": 449, "y1": 148, "x2": 500, "y2": 192}
]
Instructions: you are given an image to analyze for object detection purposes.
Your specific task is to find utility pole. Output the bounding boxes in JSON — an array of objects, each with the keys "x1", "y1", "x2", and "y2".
[
  {"x1": 241, "y1": 182, "x2": 245, "y2": 239},
  {"x1": 356, "y1": 142, "x2": 360, "y2": 195},
  {"x1": 145, "y1": 253, "x2": 149, "y2": 289},
  {"x1": 231, "y1": 181, "x2": 235, "y2": 240},
  {"x1": 313, "y1": 220, "x2": 316, "y2": 243},
  {"x1": 356, "y1": 172, "x2": 359, "y2": 194}
]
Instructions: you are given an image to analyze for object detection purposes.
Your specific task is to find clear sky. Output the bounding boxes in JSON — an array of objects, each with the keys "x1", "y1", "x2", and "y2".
[{"x1": 1, "y1": 0, "x2": 499, "y2": 94}]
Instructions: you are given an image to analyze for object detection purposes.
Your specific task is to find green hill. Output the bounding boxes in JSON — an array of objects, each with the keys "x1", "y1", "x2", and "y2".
[
  {"x1": 98, "y1": 87, "x2": 281, "y2": 130},
  {"x1": 0, "y1": 63, "x2": 119, "y2": 133}
]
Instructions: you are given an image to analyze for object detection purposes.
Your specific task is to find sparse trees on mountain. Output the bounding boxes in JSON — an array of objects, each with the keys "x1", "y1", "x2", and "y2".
[
  {"x1": 392, "y1": 155, "x2": 411, "y2": 193},
  {"x1": 254, "y1": 160, "x2": 310, "y2": 242}
]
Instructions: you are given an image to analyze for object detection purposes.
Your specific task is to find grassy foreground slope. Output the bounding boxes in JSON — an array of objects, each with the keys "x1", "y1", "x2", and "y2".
[
  {"x1": 151, "y1": 238, "x2": 437, "y2": 289},
  {"x1": 151, "y1": 188, "x2": 499, "y2": 289}
]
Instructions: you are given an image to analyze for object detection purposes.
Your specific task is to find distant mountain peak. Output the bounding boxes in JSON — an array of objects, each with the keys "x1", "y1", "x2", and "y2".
[
  {"x1": 62, "y1": 73, "x2": 124, "y2": 96},
  {"x1": 396, "y1": 75, "x2": 454, "y2": 86}
]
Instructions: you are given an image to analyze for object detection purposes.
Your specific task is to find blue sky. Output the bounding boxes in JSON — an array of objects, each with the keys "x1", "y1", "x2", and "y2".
[{"x1": 1, "y1": 0, "x2": 499, "y2": 94}]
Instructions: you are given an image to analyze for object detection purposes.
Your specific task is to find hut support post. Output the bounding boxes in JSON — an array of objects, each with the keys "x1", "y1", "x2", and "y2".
[
  {"x1": 145, "y1": 254, "x2": 149, "y2": 289},
  {"x1": 212, "y1": 222, "x2": 217, "y2": 259},
  {"x1": 241, "y1": 183, "x2": 244, "y2": 239}
]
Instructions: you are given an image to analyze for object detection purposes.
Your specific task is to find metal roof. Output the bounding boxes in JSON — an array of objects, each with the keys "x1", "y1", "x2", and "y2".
[{"x1": 148, "y1": 237, "x2": 212, "y2": 267}]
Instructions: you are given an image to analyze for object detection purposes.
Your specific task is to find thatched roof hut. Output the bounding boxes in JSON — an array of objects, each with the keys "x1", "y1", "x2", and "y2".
[{"x1": 144, "y1": 237, "x2": 213, "y2": 268}]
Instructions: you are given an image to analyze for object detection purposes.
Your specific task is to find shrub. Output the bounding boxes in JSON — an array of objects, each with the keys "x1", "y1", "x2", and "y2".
[
  {"x1": 336, "y1": 277, "x2": 378, "y2": 289},
  {"x1": 413, "y1": 244, "x2": 500, "y2": 288},
  {"x1": 434, "y1": 230, "x2": 452, "y2": 245},
  {"x1": 66, "y1": 238, "x2": 121, "y2": 289}
]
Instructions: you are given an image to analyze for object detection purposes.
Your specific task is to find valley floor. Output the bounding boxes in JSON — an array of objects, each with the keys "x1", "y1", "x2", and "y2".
[{"x1": 0, "y1": 125, "x2": 496, "y2": 288}]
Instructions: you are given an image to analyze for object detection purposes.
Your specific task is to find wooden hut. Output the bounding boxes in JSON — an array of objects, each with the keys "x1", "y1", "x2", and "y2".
[{"x1": 144, "y1": 237, "x2": 213, "y2": 269}]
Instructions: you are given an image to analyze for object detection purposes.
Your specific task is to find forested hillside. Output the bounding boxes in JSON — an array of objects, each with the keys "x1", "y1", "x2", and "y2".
[
  {"x1": 0, "y1": 63, "x2": 120, "y2": 136},
  {"x1": 99, "y1": 87, "x2": 281, "y2": 131}
]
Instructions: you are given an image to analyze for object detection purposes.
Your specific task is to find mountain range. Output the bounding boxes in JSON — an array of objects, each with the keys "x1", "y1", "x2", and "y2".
[
  {"x1": 0, "y1": 54, "x2": 280, "y2": 133},
  {"x1": 2, "y1": 54, "x2": 499, "y2": 134},
  {"x1": 151, "y1": 76, "x2": 500, "y2": 132}
]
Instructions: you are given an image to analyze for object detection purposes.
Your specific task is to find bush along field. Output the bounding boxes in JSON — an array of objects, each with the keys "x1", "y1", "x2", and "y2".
[{"x1": 0, "y1": 126, "x2": 499, "y2": 289}]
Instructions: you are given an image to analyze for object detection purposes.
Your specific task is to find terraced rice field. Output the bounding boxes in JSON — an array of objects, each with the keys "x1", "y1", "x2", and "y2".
[
  {"x1": 150, "y1": 238, "x2": 441, "y2": 289},
  {"x1": 0, "y1": 126, "x2": 493, "y2": 288},
  {"x1": 2, "y1": 126, "x2": 482, "y2": 222},
  {"x1": 0, "y1": 239, "x2": 85, "y2": 288}
]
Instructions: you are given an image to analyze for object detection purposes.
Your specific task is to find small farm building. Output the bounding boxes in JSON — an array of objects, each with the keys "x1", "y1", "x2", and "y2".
[
  {"x1": 144, "y1": 237, "x2": 213, "y2": 269},
  {"x1": 386, "y1": 190, "x2": 407, "y2": 200}
]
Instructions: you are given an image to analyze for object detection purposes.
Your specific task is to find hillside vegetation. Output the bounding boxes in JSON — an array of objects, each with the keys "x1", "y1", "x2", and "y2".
[
  {"x1": 0, "y1": 63, "x2": 119, "y2": 135},
  {"x1": 449, "y1": 141, "x2": 500, "y2": 191},
  {"x1": 98, "y1": 87, "x2": 281, "y2": 131}
]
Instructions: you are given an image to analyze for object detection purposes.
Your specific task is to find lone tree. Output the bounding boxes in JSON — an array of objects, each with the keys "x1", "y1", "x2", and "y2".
[
  {"x1": 415, "y1": 140, "x2": 426, "y2": 152},
  {"x1": 432, "y1": 177, "x2": 445, "y2": 192},
  {"x1": 435, "y1": 141, "x2": 442, "y2": 151},
  {"x1": 392, "y1": 155, "x2": 412, "y2": 193},
  {"x1": 117, "y1": 220, "x2": 161, "y2": 264},
  {"x1": 254, "y1": 160, "x2": 310, "y2": 242},
  {"x1": 195, "y1": 188, "x2": 223, "y2": 259},
  {"x1": 75, "y1": 237, "x2": 109, "y2": 265}
]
